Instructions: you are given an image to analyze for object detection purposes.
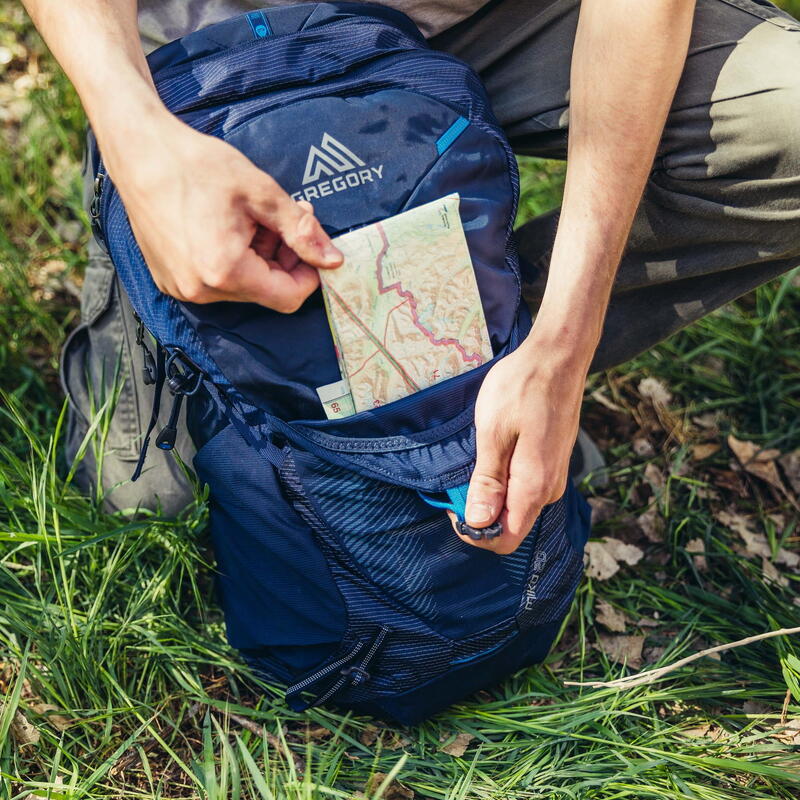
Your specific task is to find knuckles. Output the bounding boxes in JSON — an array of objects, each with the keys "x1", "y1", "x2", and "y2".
[{"x1": 271, "y1": 294, "x2": 305, "y2": 314}]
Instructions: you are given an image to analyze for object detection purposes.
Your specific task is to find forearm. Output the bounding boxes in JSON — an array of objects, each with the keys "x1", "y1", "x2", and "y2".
[
  {"x1": 530, "y1": 0, "x2": 695, "y2": 366},
  {"x1": 21, "y1": 0, "x2": 173, "y2": 176}
]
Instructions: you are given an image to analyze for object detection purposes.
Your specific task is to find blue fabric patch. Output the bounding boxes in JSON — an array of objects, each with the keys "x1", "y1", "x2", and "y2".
[{"x1": 246, "y1": 10, "x2": 272, "y2": 39}]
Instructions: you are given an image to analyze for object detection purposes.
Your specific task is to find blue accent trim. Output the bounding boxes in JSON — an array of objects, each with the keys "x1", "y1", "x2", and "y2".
[
  {"x1": 246, "y1": 10, "x2": 272, "y2": 39},
  {"x1": 435, "y1": 116, "x2": 470, "y2": 155},
  {"x1": 418, "y1": 483, "x2": 470, "y2": 521}
]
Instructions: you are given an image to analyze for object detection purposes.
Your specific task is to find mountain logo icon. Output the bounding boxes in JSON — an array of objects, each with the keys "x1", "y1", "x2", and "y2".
[{"x1": 301, "y1": 133, "x2": 367, "y2": 185}]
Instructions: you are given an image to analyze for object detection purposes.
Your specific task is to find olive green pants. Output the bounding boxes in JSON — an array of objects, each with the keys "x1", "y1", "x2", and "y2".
[{"x1": 62, "y1": 0, "x2": 800, "y2": 513}]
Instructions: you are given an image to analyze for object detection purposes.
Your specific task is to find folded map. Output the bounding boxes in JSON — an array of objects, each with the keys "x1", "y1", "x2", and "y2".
[{"x1": 318, "y1": 194, "x2": 493, "y2": 416}]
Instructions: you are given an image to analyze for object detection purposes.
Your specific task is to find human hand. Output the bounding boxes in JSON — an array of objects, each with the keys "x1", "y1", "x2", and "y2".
[
  {"x1": 104, "y1": 111, "x2": 342, "y2": 312},
  {"x1": 452, "y1": 332, "x2": 590, "y2": 554}
]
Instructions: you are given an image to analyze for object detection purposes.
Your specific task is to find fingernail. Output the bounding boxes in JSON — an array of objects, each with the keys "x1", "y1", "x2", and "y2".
[
  {"x1": 466, "y1": 501, "x2": 493, "y2": 525},
  {"x1": 322, "y1": 242, "x2": 342, "y2": 265}
]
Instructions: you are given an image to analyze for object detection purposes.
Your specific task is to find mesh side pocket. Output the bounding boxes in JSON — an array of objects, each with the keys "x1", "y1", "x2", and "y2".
[
  {"x1": 291, "y1": 451, "x2": 540, "y2": 641},
  {"x1": 516, "y1": 498, "x2": 585, "y2": 630}
]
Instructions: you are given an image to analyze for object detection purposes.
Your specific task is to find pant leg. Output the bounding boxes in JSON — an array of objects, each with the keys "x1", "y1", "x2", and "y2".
[
  {"x1": 59, "y1": 138, "x2": 196, "y2": 515},
  {"x1": 432, "y1": 0, "x2": 800, "y2": 370}
]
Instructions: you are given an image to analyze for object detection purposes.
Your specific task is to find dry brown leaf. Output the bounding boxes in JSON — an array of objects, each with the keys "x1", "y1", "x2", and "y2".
[
  {"x1": 773, "y1": 718, "x2": 800, "y2": 745},
  {"x1": 385, "y1": 733, "x2": 412, "y2": 751},
  {"x1": 439, "y1": 732, "x2": 474, "y2": 757},
  {"x1": 604, "y1": 538, "x2": 645, "y2": 565},
  {"x1": 585, "y1": 538, "x2": 644, "y2": 581},
  {"x1": 685, "y1": 538, "x2": 708, "y2": 572},
  {"x1": 633, "y1": 438, "x2": 656, "y2": 458},
  {"x1": 643, "y1": 645, "x2": 666, "y2": 664},
  {"x1": 679, "y1": 724, "x2": 726, "y2": 741},
  {"x1": 693, "y1": 413, "x2": 719, "y2": 431},
  {"x1": 587, "y1": 497, "x2": 618, "y2": 525},
  {"x1": 742, "y1": 700, "x2": 771, "y2": 715},
  {"x1": 359, "y1": 723, "x2": 379, "y2": 747},
  {"x1": 761, "y1": 558, "x2": 789, "y2": 588},
  {"x1": 595, "y1": 599, "x2": 628, "y2": 633},
  {"x1": 10, "y1": 709, "x2": 39, "y2": 748},
  {"x1": 585, "y1": 541, "x2": 620, "y2": 580},
  {"x1": 692, "y1": 443, "x2": 720, "y2": 461},
  {"x1": 365, "y1": 773, "x2": 414, "y2": 800},
  {"x1": 594, "y1": 634, "x2": 644, "y2": 669},
  {"x1": 727, "y1": 435, "x2": 787, "y2": 493},
  {"x1": 716, "y1": 509, "x2": 799, "y2": 569},
  {"x1": 306, "y1": 725, "x2": 333, "y2": 741},
  {"x1": 728, "y1": 435, "x2": 761, "y2": 464},
  {"x1": 779, "y1": 450, "x2": 800, "y2": 495},
  {"x1": 644, "y1": 463, "x2": 666, "y2": 494},
  {"x1": 638, "y1": 377, "x2": 672, "y2": 406},
  {"x1": 637, "y1": 506, "x2": 665, "y2": 543},
  {"x1": 29, "y1": 702, "x2": 71, "y2": 732}
]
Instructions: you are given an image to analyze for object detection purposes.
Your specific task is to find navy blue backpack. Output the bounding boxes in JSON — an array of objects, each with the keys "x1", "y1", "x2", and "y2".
[{"x1": 91, "y1": 2, "x2": 591, "y2": 724}]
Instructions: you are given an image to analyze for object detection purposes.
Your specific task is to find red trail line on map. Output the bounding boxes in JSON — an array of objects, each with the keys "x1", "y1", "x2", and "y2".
[
  {"x1": 348, "y1": 347, "x2": 380, "y2": 378},
  {"x1": 374, "y1": 223, "x2": 484, "y2": 365}
]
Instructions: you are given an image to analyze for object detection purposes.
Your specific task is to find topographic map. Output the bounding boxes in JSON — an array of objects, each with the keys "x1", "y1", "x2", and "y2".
[{"x1": 319, "y1": 194, "x2": 493, "y2": 415}]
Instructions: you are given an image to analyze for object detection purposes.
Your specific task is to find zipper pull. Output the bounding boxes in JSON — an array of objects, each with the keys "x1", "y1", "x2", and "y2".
[
  {"x1": 134, "y1": 313, "x2": 158, "y2": 386},
  {"x1": 155, "y1": 350, "x2": 204, "y2": 451},
  {"x1": 89, "y1": 171, "x2": 105, "y2": 222},
  {"x1": 156, "y1": 392, "x2": 183, "y2": 451}
]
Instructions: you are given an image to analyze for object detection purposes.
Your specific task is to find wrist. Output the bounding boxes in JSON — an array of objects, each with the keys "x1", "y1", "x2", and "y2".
[
  {"x1": 95, "y1": 100, "x2": 183, "y2": 185},
  {"x1": 520, "y1": 315, "x2": 599, "y2": 373}
]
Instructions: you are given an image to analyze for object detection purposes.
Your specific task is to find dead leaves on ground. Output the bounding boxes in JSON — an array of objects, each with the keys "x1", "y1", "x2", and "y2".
[
  {"x1": 364, "y1": 773, "x2": 415, "y2": 800},
  {"x1": 727, "y1": 434, "x2": 792, "y2": 498},
  {"x1": 439, "y1": 732, "x2": 474, "y2": 757},
  {"x1": 583, "y1": 373, "x2": 799, "y2": 683},
  {"x1": 585, "y1": 537, "x2": 644, "y2": 581},
  {"x1": 594, "y1": 634, "x2": 645, "y2": 669}
]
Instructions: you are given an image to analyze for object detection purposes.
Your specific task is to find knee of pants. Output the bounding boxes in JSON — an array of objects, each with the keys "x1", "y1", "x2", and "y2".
[
  {"x1": 683, "y1": 20, "x2": 800, "y2": 258},
  {"x1": 708, "y1": 22, "x2": 800, "y2": 191}
]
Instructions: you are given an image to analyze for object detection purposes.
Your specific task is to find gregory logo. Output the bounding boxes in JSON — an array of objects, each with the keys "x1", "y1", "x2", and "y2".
[{"x1": 291, "y1": 133, "x2": 384, "y2": 203}]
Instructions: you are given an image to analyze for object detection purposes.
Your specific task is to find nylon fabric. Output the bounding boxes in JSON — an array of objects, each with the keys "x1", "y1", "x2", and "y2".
[{"x1": 94, "y1": 2, "x2": 591, "y2": 722}]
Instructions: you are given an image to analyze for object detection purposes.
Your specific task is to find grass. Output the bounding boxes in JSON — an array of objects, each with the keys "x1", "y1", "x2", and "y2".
[{"x1": 1, "y1": 2, "x2": 799, "y2": 797}]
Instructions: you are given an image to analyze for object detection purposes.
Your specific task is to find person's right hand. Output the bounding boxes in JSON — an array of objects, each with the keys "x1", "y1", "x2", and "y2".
[{"x1": 102, "y1": 111, "x2": 343, "y2": 312}]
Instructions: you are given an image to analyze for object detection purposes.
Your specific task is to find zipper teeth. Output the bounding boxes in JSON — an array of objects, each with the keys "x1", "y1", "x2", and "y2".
[
  {"x1": 288, "y1": 641, "x2": 365, "y2": 693},
  {"x1": 362, "y1": 626, "x2": 390, "y2": 666}
]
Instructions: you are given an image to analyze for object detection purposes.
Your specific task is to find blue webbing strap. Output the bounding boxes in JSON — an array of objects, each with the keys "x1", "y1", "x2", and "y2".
[
  {"x1": 418, "y1": 484, "x2": 503, "y2": 541},
  {"x1": 435, "y1": 116, "x2": 470, "y2": 155},
  {"x1": 417, "y1": 484, "x2": 469, "y2": 521}
]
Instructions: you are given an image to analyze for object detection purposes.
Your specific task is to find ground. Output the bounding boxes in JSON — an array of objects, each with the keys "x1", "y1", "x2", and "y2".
[{"x1": 1, "y1": 3, "x2": 799, "y2": 798}]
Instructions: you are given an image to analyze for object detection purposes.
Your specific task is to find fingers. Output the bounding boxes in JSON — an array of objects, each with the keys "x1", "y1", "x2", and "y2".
[
  {"x1": 225, "y1": 248, "x2": 321, "y2": 313},
  {"x1": 456, "y1": 429, "x2": 568, "y2": 555},
  {"x1": 464, "y1": 421, "x2": 514, "y2": 530},
  {"x1": 245, "y1": 173, "x2": 342, "y2": 270}
]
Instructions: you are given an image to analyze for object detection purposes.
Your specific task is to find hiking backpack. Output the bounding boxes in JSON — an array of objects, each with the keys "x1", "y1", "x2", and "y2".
[{"x1": 90, "y1": 2, "x2": 592, "y2": 724}]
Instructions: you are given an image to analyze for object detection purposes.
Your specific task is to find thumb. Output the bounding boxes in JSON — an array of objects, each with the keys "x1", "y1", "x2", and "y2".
[
  {"x1": 246, "y1": 173, "x2": 342, "y2": 269},
  {"x1": 465, "y1": 427, "x2": 514, "y2": 529}
]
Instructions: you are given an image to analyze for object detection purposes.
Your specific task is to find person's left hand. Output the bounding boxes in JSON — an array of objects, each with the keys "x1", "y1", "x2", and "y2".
[{"x1": 450, "y1": 330, "x2": 589, "y2": 554}]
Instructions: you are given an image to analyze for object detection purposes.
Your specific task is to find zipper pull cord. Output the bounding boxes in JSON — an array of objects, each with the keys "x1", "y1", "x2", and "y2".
[
  {"x1": 155, "y1": 391, "x2": 184, "y2": 451},
  {"x1": 155, "y1": 351, "x2": 204, "y2": 452},
  {"x1": 131, "y1": 344, "x2": 166, "y2": 482},
  {"x1": 134, "y1": 313, "x2": 157, "y2": 386}
]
